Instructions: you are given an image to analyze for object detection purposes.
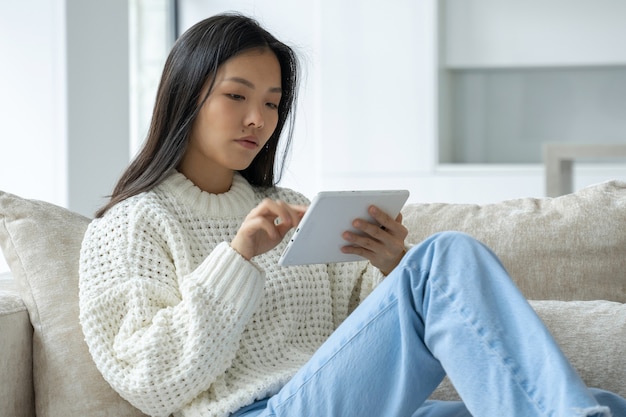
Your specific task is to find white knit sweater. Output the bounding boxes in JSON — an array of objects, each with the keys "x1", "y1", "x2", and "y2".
[{"x1": 78, "y1": 171, "x2": 384, "y2": 417}]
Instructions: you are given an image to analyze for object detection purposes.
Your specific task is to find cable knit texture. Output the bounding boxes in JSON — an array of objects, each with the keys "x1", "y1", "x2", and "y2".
[{"x1": 78, "y1": 171, "x2": 383, "y2": 417}]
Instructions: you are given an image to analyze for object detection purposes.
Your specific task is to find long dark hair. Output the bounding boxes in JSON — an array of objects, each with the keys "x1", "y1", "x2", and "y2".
[{"x1": 95, "y1": 13, "x2": 299, "y2": 217}]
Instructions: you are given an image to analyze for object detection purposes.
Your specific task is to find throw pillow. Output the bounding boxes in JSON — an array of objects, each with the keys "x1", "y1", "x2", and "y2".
[
  {"x1": 0, "y1": 191, "x2": 146, "y2": 417},
  {"x1": 401, "y1": 180, "x2": 626, "y2": 302}
]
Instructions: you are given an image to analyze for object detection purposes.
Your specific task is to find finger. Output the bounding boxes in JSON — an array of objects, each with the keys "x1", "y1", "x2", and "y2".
[
  {"x1": 273, "y1": 201, "x2": 307, "y2": 229},
  {"x1": 282, "y1": 203, "x2": 307, "y2": 227},
  {"x1": 368, "y1": 205, "x2": 405, "y2": 236},
  {"x1": 351, "y1": 218, "x2": 389, "y2": 242},
  {"x1": 246, "y1": 201, "x2": 285, "y2": 234},
  {"x1": 342, "y1": 229, "x2": 384, "y2": 252},
  {"x1": 292, "y1": 204, "x2": 307, "y2": 221},
  {"x1": 246, "y1": 215, "x2": 282, "y2": 240},
  {"x1": 344, "y1": 223, "x2": 406, "y2": 256},
  {"x1": 368, "y1": 205, "x2": 394, "y2": 228},
  {"x1": 340, "y1": 241, "x2": 385, "y2": 269},
  {"x1": 274, "y1": 216, "x2": 300, "y2": 238},
  {"x1": 255, "y1": 199, "x2": 294, "y2": 227},
  {"x1": 368, "y1": 206, "x2": 408, "y2": 239}
]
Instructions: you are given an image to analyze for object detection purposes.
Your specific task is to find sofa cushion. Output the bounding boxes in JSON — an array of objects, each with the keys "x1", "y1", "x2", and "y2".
[
  {"x1": 432, "y1": 299, "x2": 626, "y2": 400},
  {"x1": 0, "y1": 191, "x2": 146, "y2": 417},
  {"x1": 531, "y1": 299, "x2": 626, "y2": 398},
  {"x1": 401, "y1": 180, "x2": 626, "y2": 302},
  {"x1": 0, "y1": 274, "x2": 35, "y2": 417}
]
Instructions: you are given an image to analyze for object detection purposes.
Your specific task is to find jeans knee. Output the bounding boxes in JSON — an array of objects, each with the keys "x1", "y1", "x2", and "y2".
[
  {"x1": 406, "y1": 231, "x2": 481, "y2": 257},
  {"x1": 402, "y1": 231, "x2": 496, "y2": 276},
  {"x1": 429, "y1": 231, "x2": 477, "y2": 246}
]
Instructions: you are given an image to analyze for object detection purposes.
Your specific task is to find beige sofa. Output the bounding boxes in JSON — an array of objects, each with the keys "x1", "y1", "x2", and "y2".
[{"x1": 1, "y1": 181, "x2": 625, "y2": 417}]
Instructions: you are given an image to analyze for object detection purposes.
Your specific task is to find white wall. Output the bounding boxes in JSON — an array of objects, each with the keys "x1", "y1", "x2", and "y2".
[
  {"x1": 445, "y1": 0, "x2": 626, "y2": 67},
  {"x1": 178, "y1": 0, "x2": 626, "y2": 205},
  {"x1": 4, "y1": 1, "x2": 625, "y2": 209},
  {"x1": 0, "y1": 1, "x2": 66, "y2": 274},
  {"x1": 0, "y1": 0, "x2": 129, "y2": 215},
  {"x1": 0, "y1": 0, "x2": 130, "y2": 273},
  {"x1": 0, "y1": 1, "x2": 67, "y2": 206}
]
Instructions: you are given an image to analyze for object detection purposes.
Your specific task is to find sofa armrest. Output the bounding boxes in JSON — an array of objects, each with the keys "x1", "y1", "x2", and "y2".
[{"x1": 0, "y1": 273, "x2": 35, "y2": 417}]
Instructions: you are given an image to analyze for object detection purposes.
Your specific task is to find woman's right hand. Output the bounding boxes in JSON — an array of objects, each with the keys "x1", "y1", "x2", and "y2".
[{"x1": 231, "y1": 199, "x2": 307, "y2": 260}]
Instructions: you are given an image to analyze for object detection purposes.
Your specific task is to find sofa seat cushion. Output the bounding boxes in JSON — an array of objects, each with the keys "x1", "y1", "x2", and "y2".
[
  {"x1": 0, "y1": 273, "x2": 35, "y2": 417},
  {"x1": 0, "y1": 192, "x2": 146, "y2": 417}
]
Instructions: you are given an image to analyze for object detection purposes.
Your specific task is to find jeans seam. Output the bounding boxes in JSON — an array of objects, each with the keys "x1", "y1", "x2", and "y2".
[{"x1": 426, "y1": 272, "x2": 551, "y2": 416}]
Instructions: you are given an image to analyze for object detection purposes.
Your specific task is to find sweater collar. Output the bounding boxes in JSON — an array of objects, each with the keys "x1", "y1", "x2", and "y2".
[{"x1": 159, "y1": 170, "x2": 257, "y2": 218}]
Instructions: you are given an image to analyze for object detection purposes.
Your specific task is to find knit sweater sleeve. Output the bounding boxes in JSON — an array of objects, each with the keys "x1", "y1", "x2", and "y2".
[{"x1": 78, "y1": 200, "x2": 264, "y2": 417}]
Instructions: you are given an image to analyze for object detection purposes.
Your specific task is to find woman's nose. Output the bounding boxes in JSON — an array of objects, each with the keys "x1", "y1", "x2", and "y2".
[{"x1": 245, "y1": 104, "x2": 264, "y2": 129}]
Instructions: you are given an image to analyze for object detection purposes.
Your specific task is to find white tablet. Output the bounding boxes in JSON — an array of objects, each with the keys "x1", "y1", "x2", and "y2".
[{"x1": 278, "y1": 189, "x2": 410, "y2": 266}]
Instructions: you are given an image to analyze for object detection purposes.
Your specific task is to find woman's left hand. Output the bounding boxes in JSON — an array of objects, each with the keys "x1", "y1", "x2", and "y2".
[{"x1": 341, "y1": 205, "x2": 408, "y2": 275}]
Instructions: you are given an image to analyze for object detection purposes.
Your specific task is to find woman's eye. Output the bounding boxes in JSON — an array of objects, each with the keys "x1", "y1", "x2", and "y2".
[
  {"x1": 266, "y1": 102, "x2": 279, "y2": 110},
  {"x1": 227, "y1": 94, "x2": 244, "y2": 100}
]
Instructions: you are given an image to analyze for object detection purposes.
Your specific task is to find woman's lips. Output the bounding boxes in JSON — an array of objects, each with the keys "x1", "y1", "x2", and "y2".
[{"x1": 235, "y1": 136, "x2": 259, "y2": 149}]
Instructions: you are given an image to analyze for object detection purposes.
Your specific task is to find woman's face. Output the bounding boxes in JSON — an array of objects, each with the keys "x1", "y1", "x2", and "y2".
[{"x1": 180, "y1": 48, "x2": 282, "y2": 192}]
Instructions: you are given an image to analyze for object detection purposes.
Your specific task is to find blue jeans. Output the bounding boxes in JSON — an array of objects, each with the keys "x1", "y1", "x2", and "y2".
[{"x1": 234, "y1": 232, "x2": 620, "y2": 417}]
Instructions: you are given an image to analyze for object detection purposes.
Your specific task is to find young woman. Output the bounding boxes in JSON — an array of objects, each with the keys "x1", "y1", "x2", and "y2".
[{"x1": 78, "y1": 13, "x2": 624, "y2": 417}]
